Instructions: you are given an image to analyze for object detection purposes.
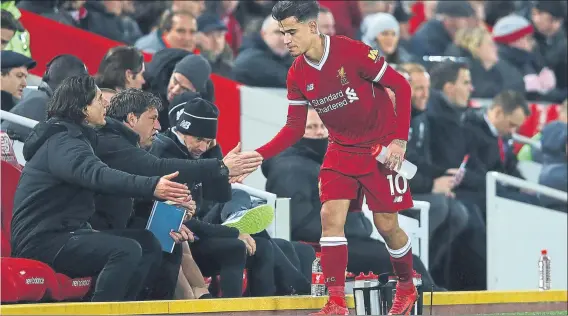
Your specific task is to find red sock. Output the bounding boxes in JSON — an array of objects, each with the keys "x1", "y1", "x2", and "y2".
[
  {"x1": 387, "y1": 237, "x2": 414, "y2": 289},
  {"x1": 320, "y1": 237, "x2": 348, "y2": 305}
]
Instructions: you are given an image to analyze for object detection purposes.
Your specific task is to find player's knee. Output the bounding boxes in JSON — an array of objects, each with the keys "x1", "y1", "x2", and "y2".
[
  {"x1": 373, "y1": 213, "x2": 399, "y2": 238},
  {"x1": 320, "y1": 201, "x2": 349, "y2": 237}
]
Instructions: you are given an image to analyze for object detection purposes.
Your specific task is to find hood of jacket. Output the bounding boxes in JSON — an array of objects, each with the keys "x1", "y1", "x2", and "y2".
[{"x1": 23, "y1": 117, "x2": 97, "y2": 161}]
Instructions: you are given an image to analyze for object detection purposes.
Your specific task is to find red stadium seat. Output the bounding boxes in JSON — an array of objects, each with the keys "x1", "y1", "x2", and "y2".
[
  {"x1": 545, "y1": 104, "x2": 560, "y2": 123},
  {"x1": 514, "y1": 103, "x2": 542, "y2": 154},
  {"x1": 0, "y1": 161, "x2": 92, "y2": 302}
]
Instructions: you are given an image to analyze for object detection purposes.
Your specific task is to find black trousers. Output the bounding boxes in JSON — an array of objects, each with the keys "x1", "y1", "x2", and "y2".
[
  {"x1": 49, "y1": 229, "x2": 162, "y2": 302},
  {"x1": 190, "y1": 236, "x2": 275, "y2": 297}
]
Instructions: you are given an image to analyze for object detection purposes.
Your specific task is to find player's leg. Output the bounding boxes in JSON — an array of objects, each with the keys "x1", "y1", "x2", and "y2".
[
  {"x1": 311, "y1": 169, "x2": 358, "y2": 315},
  {"x1": 361, "y1": 167, "x2": 417, "y2": 315}
]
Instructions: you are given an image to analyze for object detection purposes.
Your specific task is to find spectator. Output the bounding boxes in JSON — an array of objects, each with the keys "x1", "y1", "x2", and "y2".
[
  {"x1": 1, "y1": 1, "x2": 31, "y2": 57},
  {"x1": 531, "y1": 1, "x2": 568, "y2": 100},
  {"x1": 484, "y1": 0, "x2": 516, "y2": 31},
  {"x1": 144, "y1": 50, "x2": 214, "y2": 128},
  {"x1": 100, "y1": 87, "x2": 116, "y2": 102},
  {"x1": 493, "y1": 14, "x2": 565, "y2": 102},
  {"x1": 448, "y1": 27, "x2": 524, "y2": 98},
  {"x1": 130, "y1": 0, "x2": 169, "y2": 35},
  {"x1": 233, "y1": 15, "x2": 294, "y2": 88},
  {"x1": 96, "y1": 46, "x2": 146, "y2": 91},
  {"x1": 135, "y1": 10, "x2": 198, "y2": 54},
  {"x1": 410, "y1": 1, "x2": 476, "y2": 57},
  {"x1": 31, "y1": 0, "x2": 89, "y2": 30},
  {"x1": 1, "y1": 9, "x2": 22, "y2": 50},
  {"x1": 196, "y1": 13, "x2": 234, "y2": 78},
  {"x1": 9, "y1": 75, "x2": 191, "y2": 302},
  {"x1": 138, "y1": 95, "x2": 276, "y2": 297},
  {"x1": 171, "y1": 0, "x2": 205, "y2": 18},
  {"x1": 83, "y1": 1, "x2": 142, "y2": 45},
  {"x1": 0, "y1": 50, "x2": 35, "y2": 112},
  {"x1": 261, "y1": 108, "x2": 441, "y2": 290},
  {"x1": 401, "y1": 63, "x2": 470, "y2": 286},
  {"x1": 361, "y1": 13, "x2": 415, "y2": 65},
  {"x1": 234, "y1": 0, "x2": 276, "y2": 36},
  {"x1": 91, "y1": 89, "x2": 258, "y2": 299},
  {"x1": 538, "y1": 116, "x2": 568, "y2": 212},
  {"x1": 205, "y1": 1, "x2": 242, "y2": 56},
  {"x1": 319, "y1": 0, "x2": 361, "y2": 39},
  {"x1": 317, "y1": 6, "x2": 335, "y2": 36},
  {"x1": 2, "y1": 54, "x2": 88, "y2": 141}
]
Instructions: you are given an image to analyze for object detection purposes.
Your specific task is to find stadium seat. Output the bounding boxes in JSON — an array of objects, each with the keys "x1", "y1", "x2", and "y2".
[{"x1": 0, "y1": 161, "x2": 93, "y2": 302}]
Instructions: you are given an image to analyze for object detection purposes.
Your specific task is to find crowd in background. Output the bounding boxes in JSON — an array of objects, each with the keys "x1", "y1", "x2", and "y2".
[{"x1": 1, "y1": 0, "x2": 567, "y2": 303}]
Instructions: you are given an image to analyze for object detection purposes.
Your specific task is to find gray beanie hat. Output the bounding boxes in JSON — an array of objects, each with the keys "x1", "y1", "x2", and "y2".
[
  {"x1": 493, "y1": 14, "x2": 534, "y2": 44},
  {"x1": 361, "y1": 13, "x2": 400, "y2": 48},
  {"x1": 173, "y1": 54, "x2": 212, "y2": 93}
]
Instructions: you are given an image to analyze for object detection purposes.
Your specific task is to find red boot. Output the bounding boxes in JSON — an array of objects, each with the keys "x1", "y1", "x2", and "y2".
[
  {"x1": 310, "y1": 298, "x2": 349, "y2": 315},
  {"x1": 388, "y1": 282, "x2": 418, "y2": 315}
]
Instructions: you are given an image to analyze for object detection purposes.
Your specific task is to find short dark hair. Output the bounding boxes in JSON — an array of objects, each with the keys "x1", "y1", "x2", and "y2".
[
  {"x1": 47, "y1": 75, "x2": 97, "y2": 124},
  {"x1": 430, "y1": 61, "x2": 470, "y2": 90},
  {"x1": 159, "y1": 10, "x2": 195, "y2": 32},
  {"x1": 43, "y1": 54, "x2": 88, "y2": 90},
  {"x1": 491, "y1": 90, "x2": 530, "y2": 116},
  {"x1": 318, "y1": 6, "x2": 331, "y2": 15},
  {"x1": 272, "y1": 0, "x2": 319, "y2": 23},
  {"x1": 107, "y1": 88, "x2": 163, "y2": 121},
  {"x1": 95, "y1": 46, "x2": 144, "y2": 90},
  {"x1": 1, "y1": 9, "x2": 23, "y2": 32}
]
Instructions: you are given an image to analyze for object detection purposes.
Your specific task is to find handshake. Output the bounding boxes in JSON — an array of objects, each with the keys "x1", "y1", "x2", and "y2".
[{"x1": 222, "y1": 142, "x2": 263, "y2": 183}]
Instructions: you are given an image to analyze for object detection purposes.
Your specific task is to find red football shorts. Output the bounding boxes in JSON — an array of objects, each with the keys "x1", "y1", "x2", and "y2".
[{"x1": 318, "y1": 148, "x2": 414, "y2": 213}]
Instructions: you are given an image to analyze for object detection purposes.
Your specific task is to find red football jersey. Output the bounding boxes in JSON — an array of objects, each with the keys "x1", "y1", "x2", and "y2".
[{"x1": 256, "y1": 35, "x2": 411, "y2": 159}]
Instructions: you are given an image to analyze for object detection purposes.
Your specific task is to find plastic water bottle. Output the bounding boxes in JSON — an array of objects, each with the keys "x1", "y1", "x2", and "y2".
[
  {"x1": 374, "y1": 145, "x2": 418, "y2": 179},
  {"x1": 538, "y1": 249, "x2": 551, "y2": 291},
  {"x1": 311, "y1": 253, "x2": 326, "y2": 296}
]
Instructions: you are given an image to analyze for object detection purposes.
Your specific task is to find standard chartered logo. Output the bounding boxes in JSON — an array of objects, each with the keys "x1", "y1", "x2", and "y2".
[{"x1": 312, "y1": 87, "x2": 358, "y2": 114}]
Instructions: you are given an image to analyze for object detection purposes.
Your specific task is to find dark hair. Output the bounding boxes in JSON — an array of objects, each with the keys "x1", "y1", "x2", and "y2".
[
  {"x1": 272, "y1": 0, "x2": 319, "y2": 22},
  {"x1": 107, "y1": 88, "x2": 163, "y2": 121},
  {"x1": 491, "y1": 90, "x2": 530, "y2": 115},
  {"x1": 47, "y1": 75, "x2": 98, "y2": 124},
  {"x1": 43, "y1": 54, "x2": 88, "y2": 89},
  {"x1": 159, "y1": 10, "x2": 195, "y2": 32},
  {"x1": 1, "y1": 68, "x2": 10, "y2": 76},
  {"x1": 484, "y1": 1, "x2": 516, "y2": 27},
  {"x1": 318, "y1": 6, "x2": 330, "y2": 14},
  {"x1": 95, "y1": 46, "x2": 144, "y2": 90},
  {"x1": 430, "y1": 61, "x2": 469, "y2": 90},
  {"x1": 1, "y1": 9, "x2": 23, "y2": 32}
]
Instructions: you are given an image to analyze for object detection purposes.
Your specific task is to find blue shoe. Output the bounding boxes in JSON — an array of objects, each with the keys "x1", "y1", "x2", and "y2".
[{"x1": 222, "y1": 204, "x2": 274, "y2": 234}]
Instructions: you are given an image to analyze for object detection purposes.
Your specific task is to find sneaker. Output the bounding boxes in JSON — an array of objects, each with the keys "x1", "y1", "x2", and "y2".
[
  {"x1": 309, "y1": 300, "x2": 349, "y2": 315},
  {"x1": 222, "y1": 204, "x2": 274, "y2": 234},
  {"x1": 388, "y1": 282, "x2": 418, "y2": 315}
]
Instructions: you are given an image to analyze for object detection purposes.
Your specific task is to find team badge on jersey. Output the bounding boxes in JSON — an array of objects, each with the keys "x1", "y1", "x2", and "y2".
[
  {"x1": 368, "y1": 49, "x2": 379, "y2": 62},
  {"x1": 337, "y1": 66, "x2": 349, "y2": 85}
]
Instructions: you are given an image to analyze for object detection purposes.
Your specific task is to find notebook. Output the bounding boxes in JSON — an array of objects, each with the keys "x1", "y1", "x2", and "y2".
[{"x1": 146, "y1": 201, "x2": 186, "y2": 253}]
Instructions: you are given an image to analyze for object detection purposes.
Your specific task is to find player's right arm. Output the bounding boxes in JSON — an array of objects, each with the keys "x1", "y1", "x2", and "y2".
[{"x1": 255, "y1": 66, "x2": 308, "y2": 160}]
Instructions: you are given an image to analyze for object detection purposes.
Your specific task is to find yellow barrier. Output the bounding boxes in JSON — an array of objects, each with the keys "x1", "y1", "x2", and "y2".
[{"x1": 1, "y1": 290, "x2": 566, "y2": 315}]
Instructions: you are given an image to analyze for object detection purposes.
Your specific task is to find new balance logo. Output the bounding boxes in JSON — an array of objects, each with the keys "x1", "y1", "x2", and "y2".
[
  {"x1": 393, "y1": 196, "x2": 403, "y2": 203},
  {"x1": 345, "y1": 87, "x2": 359, "y2": 103},
  {"x1": 179, "y1": 120, "x2": 191, "y2": 129},
  {"x1": 307, "y1": 83, "x2": 314, "y2": 91}
]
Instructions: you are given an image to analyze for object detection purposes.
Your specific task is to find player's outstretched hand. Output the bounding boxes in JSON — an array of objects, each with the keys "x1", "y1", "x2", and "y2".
[
  {"x1": 385, "y1": 139, "x2": 407, "y2": 171},
  {"x1": 223, "y1": 143, "x2": 264, "y2": 176}
]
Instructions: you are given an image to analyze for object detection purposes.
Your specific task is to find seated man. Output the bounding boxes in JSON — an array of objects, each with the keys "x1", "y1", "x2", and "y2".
[
  {"x1": 91, "y1": 88, "x2": 263, "y2": 299},
  {"x1": 262, "y1": 108, "x2": 441, "y2": 290},
  {"x1": 538, "y1": 119, "x2": 567, "y2": 212},
  {"x1": 136, "y1": 94, "x2": 277, "y2": 297}
]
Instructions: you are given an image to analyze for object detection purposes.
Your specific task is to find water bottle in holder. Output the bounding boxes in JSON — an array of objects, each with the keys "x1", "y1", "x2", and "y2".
[
  {"x1": 538, "y1": 249, "x2": 551, "y2": 291},
  {"x1": 353, "y1": 272, "x2": 381, "y2": 315},
  {"x1": 380, "y1": 272, "x2": 423, "y2": 315},
  {"x1": 311, "y1": 252, "x2": 326, "y2": 296}
]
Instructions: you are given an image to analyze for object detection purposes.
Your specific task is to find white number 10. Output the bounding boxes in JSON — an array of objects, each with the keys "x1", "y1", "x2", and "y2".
[{"x1": 386, "y1": 174, "x2": 408, "y2": 195}]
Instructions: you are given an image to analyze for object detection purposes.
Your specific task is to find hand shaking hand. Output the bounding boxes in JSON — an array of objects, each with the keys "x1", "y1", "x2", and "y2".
[{"x1": 222, "y1": 142, "x2": 263, "y2": 183}]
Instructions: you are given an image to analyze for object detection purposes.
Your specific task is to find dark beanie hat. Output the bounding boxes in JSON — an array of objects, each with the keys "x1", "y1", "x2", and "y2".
[
  {"x1": 176, "y1": 97, "x2": 219, "y2": 139},
  {"x1": 168, "y1": 91, "x2": 201, "y2": 128},
  {"x1": 535, "y1": 0, "x2": 567, "y2": 20},
  {"x1": 173, "y1": 54, "x2": 212, "y2": 94}
]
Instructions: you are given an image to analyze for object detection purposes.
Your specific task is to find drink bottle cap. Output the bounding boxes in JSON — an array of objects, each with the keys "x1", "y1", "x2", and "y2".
[{"x1": 541, "y1": 249, "x2": 548, "y2": 255}]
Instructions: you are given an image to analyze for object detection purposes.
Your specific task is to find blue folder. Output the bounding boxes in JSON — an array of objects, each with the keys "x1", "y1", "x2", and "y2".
[{"x1": 146, "y1": 201, "x2": 186, "y2": 253}]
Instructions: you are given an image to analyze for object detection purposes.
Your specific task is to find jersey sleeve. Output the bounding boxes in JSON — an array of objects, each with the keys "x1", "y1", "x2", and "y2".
[
  {"x1": 352, "y1": 40, "x2": 412, "y2": 141},
  {"x1": 255, "y1": 66, "x2": 308, "y2": 159}
]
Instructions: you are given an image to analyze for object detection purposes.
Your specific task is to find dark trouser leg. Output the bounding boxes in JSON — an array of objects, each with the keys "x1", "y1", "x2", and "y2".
[
  {"x1": 291, "y1": 241, "x2": 316, "y2": 280},
  {"x1": 246, "y1": 237, "x2": 276, "y2": 296},
  {"x1": 191, "y1": 237, "x2": 247, "y2": 297},
  {"x1": 51, "y1": 229, "x2": 161, "y2": 301},
  {"x1": 145, "y1": 243, "x2": 183, "y2": 300},
  {"x1": 270, "y1": 238, "x2": 311, "y2": 294}
]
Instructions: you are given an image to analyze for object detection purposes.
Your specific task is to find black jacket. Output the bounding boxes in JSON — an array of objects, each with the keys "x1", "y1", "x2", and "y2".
[
  {"x1": 406, "y1": 108, "x2": 447, "y2": 194},
  {"x1": 135, "y1": 127, "x2": 237, "y2": 238},
  {"x1": 261, "y1": 138, "x2": 373, "y2": 243},
  {"x1": 462, "y1": 109, "x2": 523, "y2": 179},
  {"x1": 233, "y1": 34, "x2": 294, "y2": 88},
  {"x1": 143, "y1": 48, "x2": 215, "y2": 129},
  {"x1": 2, "y1": 83, "x2": 53, "y2": 141},
  {"x1": 10, "y1": 118, "x2": 159, "y2": 258},
  {"x1": 90, "y1": 118, "x2": 229, "y2": 230},
  {"x1": 425, "y1": 91, "x2": 485, "y2": 191},
  {"x1": 1, "y1": 91, "x2": 16, "y2": 112},
  {"x1": 409, "y1": 19, "x2": 452, "y2": 57}
]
